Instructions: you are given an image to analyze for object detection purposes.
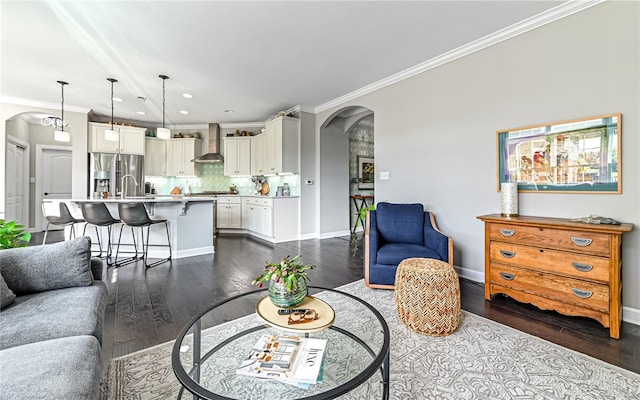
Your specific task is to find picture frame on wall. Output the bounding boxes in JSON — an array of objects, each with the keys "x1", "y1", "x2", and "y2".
[
  {"x1": 358, "y1": 156, "x2": 374, "y2": 189},
  {"x1": 497, "y1": 113, "x2": 621, "y2": 193}
]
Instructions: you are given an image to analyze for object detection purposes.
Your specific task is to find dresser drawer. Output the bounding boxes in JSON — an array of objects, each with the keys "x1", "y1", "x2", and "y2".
[
  {"x1": 489, "y1": 242, "x2": 610, "y2": 283},
  {"x1": 489, "y1": 223, "x2": 610, "y2": 256},
  {"x1": 490, "y1": 264, "x2": 609, "y2": 311}
]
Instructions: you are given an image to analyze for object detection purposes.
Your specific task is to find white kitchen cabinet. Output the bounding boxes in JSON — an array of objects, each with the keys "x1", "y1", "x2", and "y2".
[
  {"x1": 145, "y1": 137, "x2": 166, "y2": 176},
  {"x1": 242, "y1": 197, "x2": 272, "y2": 236},
  {"x1": 224, "y1": 137, "x2": 251, "y2": 176},
  {"x1": 166, "y1": 138, "x2": 202, "y2": 177},
  {"x1": 262, "y1": 116, "x2": 300, "y2": 174},
  {"x1": 217, "y1": 196, "x2": 242, "y2": 229},
  {"x1": 250, "y1": 134, "x2": 267, "y2": 175},
  {"x1": 89, "y1": 122, "x2": 146, "y2": 155}
]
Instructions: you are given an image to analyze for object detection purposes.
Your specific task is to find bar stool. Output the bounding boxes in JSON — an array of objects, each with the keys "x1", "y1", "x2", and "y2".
[
  {"x1": 115, "y1": 202, "x2": 172, "y2": 268},
  {"x1": 41, "y1": 201, "x2": 85, "y2": 245},
  {"x1": 79, "y1": 202, "x2": 122, "y2": 266}
]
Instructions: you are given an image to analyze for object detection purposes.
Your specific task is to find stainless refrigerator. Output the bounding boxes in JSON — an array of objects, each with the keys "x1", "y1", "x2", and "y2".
[{"x1": 89, "y1": 153, "x2": 144, "y2": 198}]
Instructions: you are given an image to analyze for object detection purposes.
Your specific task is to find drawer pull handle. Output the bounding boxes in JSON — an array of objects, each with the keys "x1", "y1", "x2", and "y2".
[
  {"x1": 571, "y1": 237, "x2": 593, "y2": 247},
  {"x1": 499, "y1": 229, "x2": 515, "y2": 237},
  {"x1": 500, "y1": 250, "x2": 515, "y2": 258},
  {"x1": 571, "y1": 288, "x2": 593, "y2": 299},
  {"x1": 572, "y1": 262, "x2": 593, "y2": 272},
  {"x1": 499, "y1": 272, "x2": 515, "y2": 281}
]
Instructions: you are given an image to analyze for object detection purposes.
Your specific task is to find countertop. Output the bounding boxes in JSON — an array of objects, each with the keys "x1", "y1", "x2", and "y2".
[{"x1": 71, "y1": 196, "x2": 216, "y2": 203}]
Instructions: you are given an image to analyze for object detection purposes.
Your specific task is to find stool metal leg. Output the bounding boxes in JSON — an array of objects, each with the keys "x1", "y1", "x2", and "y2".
[{"x1": 142, "y1": 221, "x2": 172, "y2": 269}]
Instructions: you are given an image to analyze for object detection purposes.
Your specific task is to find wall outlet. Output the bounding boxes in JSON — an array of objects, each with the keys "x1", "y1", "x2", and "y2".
[{"x1": 380, "y1": 171, "x2": 390, "y2": 180}]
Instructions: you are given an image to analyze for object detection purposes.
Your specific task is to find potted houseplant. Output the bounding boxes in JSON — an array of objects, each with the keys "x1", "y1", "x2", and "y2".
[
  {"x1": 252, "y1": 255, "x2": 314, "y2": 307},
  {"x1": 0, "y1": 219, "x2": 31, "y2": 250}
]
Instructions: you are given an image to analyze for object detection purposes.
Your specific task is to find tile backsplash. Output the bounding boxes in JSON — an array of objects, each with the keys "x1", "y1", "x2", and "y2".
[{"x1": 146, "y1": 162, "x2": 300, "y2": 196}]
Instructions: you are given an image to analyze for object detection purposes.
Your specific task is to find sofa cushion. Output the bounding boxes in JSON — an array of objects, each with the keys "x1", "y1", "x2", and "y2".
[
  {"x1": 377, "y1": 243, "x2": 442, "y2": 266},
  {"x1": 0, "y1": 271, "x2": 16, "y2": 309},
  {"x1": 0, "y1": 335, "x2": 101, "y2": 400},
  {"x1": 376, "y1": 202, "x2": 424, "y2": 245},
  {"x1": 0, "y1": 283, "x2": 107, "y2": 350},
  {"x1": 0, "y1": 237, "x2": 93, "y2": 295}
]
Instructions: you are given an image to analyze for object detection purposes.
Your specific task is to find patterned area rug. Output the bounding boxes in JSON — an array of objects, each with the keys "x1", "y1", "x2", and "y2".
[{"x1": 103, "y1": 280, "x2": 640, "y2": 399}]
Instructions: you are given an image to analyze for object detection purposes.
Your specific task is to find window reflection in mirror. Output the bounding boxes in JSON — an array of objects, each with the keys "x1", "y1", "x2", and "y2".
[{"x1": 497, "y1": 114, "x2": 621, "y2": 193}]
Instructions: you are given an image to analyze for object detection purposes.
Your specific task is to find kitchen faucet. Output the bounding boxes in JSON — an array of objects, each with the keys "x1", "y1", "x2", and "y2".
[{"x1": 121, "y1": 174, "x2": 138, "y2": 199}]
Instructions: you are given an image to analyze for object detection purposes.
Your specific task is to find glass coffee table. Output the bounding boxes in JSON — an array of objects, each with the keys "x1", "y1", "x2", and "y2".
[{"x1": 172, "y1": 286, "x2": 390, "y2": 399}]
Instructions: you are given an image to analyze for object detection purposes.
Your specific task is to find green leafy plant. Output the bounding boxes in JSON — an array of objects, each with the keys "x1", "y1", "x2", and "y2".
[
  {"x1": 0, "y1": 220, "x2": 31, "y2": 250},
  {"x1": 251, "y1": 255, "x2": 314, "y2": 291}
]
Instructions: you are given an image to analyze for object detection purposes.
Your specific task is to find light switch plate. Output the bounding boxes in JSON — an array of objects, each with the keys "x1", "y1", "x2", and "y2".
[{"x1": 380, "y1": 171, "x2": 390, "y2": 180}]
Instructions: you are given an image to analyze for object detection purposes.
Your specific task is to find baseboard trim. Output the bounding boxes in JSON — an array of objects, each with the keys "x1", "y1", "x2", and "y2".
[
  {"x1": 455, "y1": 265, "x2": 484, "y2": 283},
  {"x1": 623, "y1": 306, "x2": 640, "y2": 326},
  {"x1": 318, "y1": 230, "x2": 351, "y2": 240}
]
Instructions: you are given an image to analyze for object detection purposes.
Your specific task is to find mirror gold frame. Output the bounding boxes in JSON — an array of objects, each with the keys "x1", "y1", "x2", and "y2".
[{"x1": 497, "y1": 113, "x2": 621, "y2": 193}]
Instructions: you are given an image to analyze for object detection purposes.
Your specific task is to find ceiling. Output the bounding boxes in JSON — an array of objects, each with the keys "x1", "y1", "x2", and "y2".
[{"x1": 1, "y1": 1, "x2": 567, "y2": 127}]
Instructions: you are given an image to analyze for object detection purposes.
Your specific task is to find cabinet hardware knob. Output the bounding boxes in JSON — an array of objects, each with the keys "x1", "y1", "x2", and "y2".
[
  {"x1": 499, "y1": 272, "x2": 515, "y2": 281},
  {"x1": 499, "y1": 250, "x2": 515, "y2": 258},
  {"x1": 499, "y1": 229, "x2": 515, "y2": 237},
  {"x1": 571, "y1": 288, "x2": 593, "y2": 299},
  {"x1": 572, "y1": 262, "x2": 593, "y2": 272},
  {"x1": 571, "y1": 237, "x2": 593, "y2": 247}
]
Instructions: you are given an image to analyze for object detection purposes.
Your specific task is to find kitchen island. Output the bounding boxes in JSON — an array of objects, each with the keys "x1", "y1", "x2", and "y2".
[{"x1": 56, "y1": 196, "x2": 215, "y2": 260}]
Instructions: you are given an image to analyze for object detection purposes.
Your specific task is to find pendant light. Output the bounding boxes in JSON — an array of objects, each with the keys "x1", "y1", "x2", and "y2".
[
  {"x1": 53, "y1": 80, "x2": 70, "y2": 142},
  {"x1": 104, "y1": 78, "x2": 119, "y2": 142},
  {"x1": 156, "y1": 74, "x2": 171, "y2": 139}
]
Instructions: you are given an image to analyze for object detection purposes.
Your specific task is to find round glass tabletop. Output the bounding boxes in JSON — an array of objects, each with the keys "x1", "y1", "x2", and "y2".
[{"x1": 171, "y1": 286, "x2": 390, "y2": 400}]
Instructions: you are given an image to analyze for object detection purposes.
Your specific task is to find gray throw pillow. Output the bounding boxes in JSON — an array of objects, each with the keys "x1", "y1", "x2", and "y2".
[
  {"x1": 0, "y1": 271, "x2": 16, "y2": 309},
  {"x1": 0, "y1": 237, "x2": 93, "y2": 295}
]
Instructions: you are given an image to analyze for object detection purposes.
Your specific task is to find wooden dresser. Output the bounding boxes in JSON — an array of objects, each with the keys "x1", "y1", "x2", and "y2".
[{"x1": 477, "y1": 214, "x2": 633, "y2": 338}]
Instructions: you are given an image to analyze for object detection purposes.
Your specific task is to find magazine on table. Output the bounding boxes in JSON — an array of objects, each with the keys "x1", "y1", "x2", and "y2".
[{"x1": 236, "y1": 334, "x2": 327, "y2": 387}]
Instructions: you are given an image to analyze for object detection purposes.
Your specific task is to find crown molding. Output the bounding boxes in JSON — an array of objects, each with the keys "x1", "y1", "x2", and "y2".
[
  {"x1": 315, "y1": 0, "x2": 605, "y2": 114},
  {"x1": 219, "y1": 122, "x2": 265, "y2": 129},
  {"x1": 1, "y1": 96, "x2": 91, "y2": 113}
]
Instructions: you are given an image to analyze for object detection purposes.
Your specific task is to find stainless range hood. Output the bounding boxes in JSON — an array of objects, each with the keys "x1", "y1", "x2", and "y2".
[{"x1": 191, "y1": 123, "x2": 224, "y2": 163}]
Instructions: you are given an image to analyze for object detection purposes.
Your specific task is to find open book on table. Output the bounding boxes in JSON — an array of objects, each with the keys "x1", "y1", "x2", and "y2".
[{"x1": 236, "y1": 334, "x2": 327, "y2": 387}]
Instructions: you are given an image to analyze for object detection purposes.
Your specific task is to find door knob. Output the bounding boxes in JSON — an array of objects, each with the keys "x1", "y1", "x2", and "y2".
[{"x1": 44, "y1": 192, "x2": 49, "y2": 196}]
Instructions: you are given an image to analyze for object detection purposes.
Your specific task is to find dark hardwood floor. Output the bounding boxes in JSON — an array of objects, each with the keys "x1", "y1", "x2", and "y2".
[{"x1": 31, "y1": 231, "x2": 640, "y2": 374}]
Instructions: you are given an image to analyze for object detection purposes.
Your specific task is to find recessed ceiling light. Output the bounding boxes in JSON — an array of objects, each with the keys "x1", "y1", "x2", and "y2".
[
  {"x1": 112, "y1": 97, "x2": 124, "y2": 102},
  {"x1": 180, "y1": 110, "x2": 189, "y2": 115},
  {"x1": 182, "y1": 93, "x2": 193, "y2": 99},
  {"x1": 136, "y1": 111, "x2": 146, "y2": 115},
  {"x1": 225, "y1": 109, "x2": 234, "y2": 113}
]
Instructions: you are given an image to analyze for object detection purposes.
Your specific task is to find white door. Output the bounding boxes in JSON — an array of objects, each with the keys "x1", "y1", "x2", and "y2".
[
  {"x1": 5, "y1": 141, "x2": 27, "y2": 226},
  {"x1": 37, "y1": 148, "x2": 72, "y2": 231}
]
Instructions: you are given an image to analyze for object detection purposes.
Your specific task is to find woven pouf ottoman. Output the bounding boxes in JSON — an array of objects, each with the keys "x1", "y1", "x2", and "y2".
[{"x1": 395, "y1": 258, "x2": 461, "y2": 336}]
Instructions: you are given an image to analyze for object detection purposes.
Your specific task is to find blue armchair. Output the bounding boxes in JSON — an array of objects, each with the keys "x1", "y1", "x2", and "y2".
[{"x1": 364, "y1": 202, "x2": 453, "y2": 289}]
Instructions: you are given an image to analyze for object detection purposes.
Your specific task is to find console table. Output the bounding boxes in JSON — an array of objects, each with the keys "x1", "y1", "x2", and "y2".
[{"x1": 477, "y1": 214, "x2": 633, "y2": 339}]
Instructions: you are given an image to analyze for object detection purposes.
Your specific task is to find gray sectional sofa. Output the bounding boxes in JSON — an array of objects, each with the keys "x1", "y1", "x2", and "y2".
[{"x1": 0, "y1": 237, "x2": 108, "y2": 399}]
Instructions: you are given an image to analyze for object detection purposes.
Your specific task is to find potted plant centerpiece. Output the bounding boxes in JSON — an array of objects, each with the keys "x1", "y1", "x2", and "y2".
[{"x1": 252, "y1": 255, "x2": 314, "y2": 308}]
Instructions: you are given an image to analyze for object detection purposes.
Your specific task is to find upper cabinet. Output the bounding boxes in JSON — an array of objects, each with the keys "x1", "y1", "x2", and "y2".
[
  {"x1": 224, "y1": 137, "x2": 251, "y2": 176},
  {"x1": 250, "y1": 133, "x2": 267, "y2": 175},
  {"x1": 166, "y1": 138, "x2": 202, "y2": 177},
  {"x1": 89, "y1": 122, "x2": 145, "y2": 155},
  {"x1": 145, "y1": 137, "x2": 166, "y2": 176},
  {"x1": 263, "y1": 116, "x2": 300, "y2": 174}
]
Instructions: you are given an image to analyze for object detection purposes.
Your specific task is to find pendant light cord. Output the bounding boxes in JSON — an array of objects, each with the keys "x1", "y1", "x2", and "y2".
[
  {"x1": 107, "y1": 78, "x2": 117, "y2": 130},
  {"x1": 57, "y1": 80, "x2": 68, "y2": 131},
  {"x1": 159, "y1": 75, "x2": 169, "y2": 129}
]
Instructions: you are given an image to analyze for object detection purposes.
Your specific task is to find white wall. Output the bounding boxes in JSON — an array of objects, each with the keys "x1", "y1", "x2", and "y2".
[{"x1": 315, "y1": 2, "x2": 640, "y2": 312}]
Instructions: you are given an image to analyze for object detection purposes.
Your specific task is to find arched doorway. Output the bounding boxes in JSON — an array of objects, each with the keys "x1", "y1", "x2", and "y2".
[
  {"x1": 5, "y1": 112, "x2": 73, "y2": 231},
  {"x1": 318, "y1": 106, "x2": 374, "y2": 237}
]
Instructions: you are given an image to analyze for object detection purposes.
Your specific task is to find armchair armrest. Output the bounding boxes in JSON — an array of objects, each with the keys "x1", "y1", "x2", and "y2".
[{"x1": 423, "y1": 212, "x2": 454, "y2": 265}]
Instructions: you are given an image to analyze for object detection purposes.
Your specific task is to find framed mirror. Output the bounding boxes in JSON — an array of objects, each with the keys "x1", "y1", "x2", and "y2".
[{"x1": 497, "y1": 113, "x2": 621, "y2": 193}]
